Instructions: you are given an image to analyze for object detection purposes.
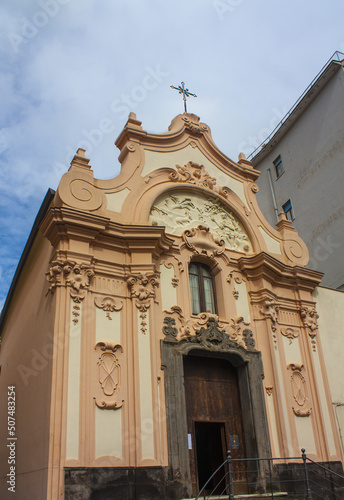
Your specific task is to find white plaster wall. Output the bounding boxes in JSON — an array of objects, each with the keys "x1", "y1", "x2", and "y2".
[
  {"x1": 95, "y1": 307, "x2": 123, "y2": 459},
  {"x1": 160, "y1": 264, "x2": 177, "y2": 311},
  {"x1": 66, "y1": 299, "x2": 82, "y2": 460},
  {"x1": 138, "y1": 310, "x2": 155, "y2": 459},
  {"x1": 313, "y1": 286, "x2": 344, "y2": 455}
]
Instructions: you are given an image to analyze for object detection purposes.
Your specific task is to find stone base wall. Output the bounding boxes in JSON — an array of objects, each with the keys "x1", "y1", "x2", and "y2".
[{"x1": 64, "y1": 467, "x2": 189, "y2": 500}]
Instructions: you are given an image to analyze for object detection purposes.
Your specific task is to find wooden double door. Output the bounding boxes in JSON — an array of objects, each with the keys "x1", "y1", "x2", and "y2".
[{"x1": 183, "y1": 354, "x2": 247, "y2": 495}]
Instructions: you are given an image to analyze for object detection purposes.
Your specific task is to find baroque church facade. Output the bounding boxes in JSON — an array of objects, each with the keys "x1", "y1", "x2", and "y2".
[{"x1": 0, "y1": 112, "x2": 343, "y2": 499}]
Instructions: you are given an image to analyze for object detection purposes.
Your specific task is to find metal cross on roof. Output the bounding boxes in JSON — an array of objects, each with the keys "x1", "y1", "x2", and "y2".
[{"x1": 170, "y1": 81, "x2": 197, "y2": 113}]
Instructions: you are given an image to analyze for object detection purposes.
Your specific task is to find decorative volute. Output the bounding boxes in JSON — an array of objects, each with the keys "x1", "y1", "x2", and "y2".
[{"x1": 52, "y1": 112, "x2": 313, "y2": 269}]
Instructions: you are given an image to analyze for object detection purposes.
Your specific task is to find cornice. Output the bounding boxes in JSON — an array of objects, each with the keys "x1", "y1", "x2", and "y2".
[
  {"x1": 40, "y1": 206, "x2": 174, "y2": 258},
  {"x1": 238, "y1": 252, "x2": 323, "y2": 290}
]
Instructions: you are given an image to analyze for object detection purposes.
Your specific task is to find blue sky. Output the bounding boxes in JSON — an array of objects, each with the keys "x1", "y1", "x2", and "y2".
[{"x1": 1, "y1": 0, "x2": 344, "y2": 309}]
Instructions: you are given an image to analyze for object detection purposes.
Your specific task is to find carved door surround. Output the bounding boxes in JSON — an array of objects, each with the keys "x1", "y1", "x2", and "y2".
[{"x1": 161, "y1": 319, "x2": 272, "y2": 497}]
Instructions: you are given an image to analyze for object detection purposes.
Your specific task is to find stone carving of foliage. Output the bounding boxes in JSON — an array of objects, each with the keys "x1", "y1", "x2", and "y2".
[
  {"x1": 260, "y1": 298, "x2": 279, "y2": 349},
  {"x1": 127, "y1": 273, "x2": 159, "y2": 302},
  {"x1": 300, "y1": 307, "x2": 319, "y2": 352},
  {"x1": 46, "y1": 260, "x2": 94, "y2": 324}
]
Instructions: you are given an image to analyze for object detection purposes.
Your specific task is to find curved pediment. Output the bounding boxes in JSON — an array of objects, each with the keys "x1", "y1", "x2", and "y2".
[{"x1": 149, "y1": 189, "x2": 252, "y2": 254}]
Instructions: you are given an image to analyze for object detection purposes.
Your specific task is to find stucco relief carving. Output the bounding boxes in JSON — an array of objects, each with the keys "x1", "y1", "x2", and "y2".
[
  {"x1": 227, "y1": 270, "x2": 244, "y2": 301},
  {"x1": 230, "y1": 316, "x2": 250, "y2": 342},
  {"x1": 182, "y1": 225, "x2": 225, "y2": 257},
  {"x1": 46, "y1": 260, "x2": 94, "y2": 324},
  {"x1": 265, "y1": 386, "x2": 273, "y2": 396},
  {"x1": 163, "y1": 306, "x2": 254, "y2": 350},
  {"x1": 94, "y1": 342, "x2": 124, "y2": 410},
  {"x1": 287, "y1": 363, "x2": 311, "y2": 417},
  {"x1": 94, "y1": 296, "x2": 123, "y2": 320},
  {"x1": 169, "y1": 161, "x2": 230, "y2": 199},
  {"x1": 127, "y1": 272, "x2": 159, "y2": 335},
  {"x1": 181, "y1": 115, "x2": 208, "y2": 133},
  {"x1": 260, "y1": 299, "x2": 279, "y2": 349},
  {"x1": 300, "y1": 307, "x2": 319, "y2": 352},
  {"x1": 281, "y1": 327, "x2": 299, "y2": 345},
  {"x1": 149, "y1": 190, "x2": 252, "y2": 253},
  {"x1": 127, "y1": 272, "x2": 159, "y2": 306}
]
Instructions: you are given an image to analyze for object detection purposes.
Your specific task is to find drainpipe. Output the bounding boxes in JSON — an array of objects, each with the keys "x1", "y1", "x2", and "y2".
[{"x1": 267, "y1": 168, "x2": 279, "y2": 223}]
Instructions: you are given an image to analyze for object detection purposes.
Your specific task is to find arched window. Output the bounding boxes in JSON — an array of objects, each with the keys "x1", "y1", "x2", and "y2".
[{"x1": 189, "y1": 263, "x2": 216, "y2": 315}]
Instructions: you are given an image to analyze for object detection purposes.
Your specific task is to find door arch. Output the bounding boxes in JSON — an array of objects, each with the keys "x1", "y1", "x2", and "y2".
[{"x1": 161, "y1": 318, "x2": 272, "y2": 497}]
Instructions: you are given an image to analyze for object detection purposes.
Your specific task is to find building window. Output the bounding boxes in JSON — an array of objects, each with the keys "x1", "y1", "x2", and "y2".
[
  {"x1": 273, "y1": 155, "x2": 284, "y2": 178},
  {"x1": 189, "y1": 263, "x2": 216, "y2": 315},
  {"x1": 282, "y1": 199, "x2": 294, "y2": 221}
]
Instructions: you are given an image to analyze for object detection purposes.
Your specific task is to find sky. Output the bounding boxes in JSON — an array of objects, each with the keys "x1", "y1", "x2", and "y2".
[{"x1": 1, "y1": 0, "x2": 344, "y2": 310}]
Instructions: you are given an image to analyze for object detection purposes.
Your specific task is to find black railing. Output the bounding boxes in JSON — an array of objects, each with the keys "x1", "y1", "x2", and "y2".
[{"x1": 195, "y1": 449, "x2": 344, "y2": 500}]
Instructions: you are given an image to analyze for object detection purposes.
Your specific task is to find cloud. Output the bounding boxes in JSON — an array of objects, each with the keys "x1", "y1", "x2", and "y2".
[{"x1": 1, "y1": 0, "x2": 344, "y2": 307}]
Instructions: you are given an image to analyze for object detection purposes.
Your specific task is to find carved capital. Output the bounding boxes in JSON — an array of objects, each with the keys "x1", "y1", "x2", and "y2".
[
  {"x1": 46, "y1": 260, "x2": 94, "y2": 308},
  {"x1": 300, "y1": 306, "x2": 319, "y2": 351},
  {"x1": 260, "y1": 298, "x2": 279, "y2": 349},
  {"x1": 127, "y1": 272, "x2": 159, "y2": 301}
]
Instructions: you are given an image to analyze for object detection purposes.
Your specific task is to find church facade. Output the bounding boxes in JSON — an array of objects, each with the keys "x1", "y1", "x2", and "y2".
[{"x1": 0, "y1": 112, "x2": 343, "y2": 499}]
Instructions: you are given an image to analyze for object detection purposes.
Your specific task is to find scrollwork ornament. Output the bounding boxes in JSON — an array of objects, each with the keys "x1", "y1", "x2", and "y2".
[
  {"x1": 281, "y1": 327, "x2": 299, "y2": 345},
  {"x1": 94, "y1": 342, "x2": 124, "y2": 410},
  {"x1": 95, "y1": 297, "x2": 123, "y2": 320}
]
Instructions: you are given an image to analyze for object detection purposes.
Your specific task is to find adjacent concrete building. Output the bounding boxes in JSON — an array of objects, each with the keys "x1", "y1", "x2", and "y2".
[
  {"x1": 0, "y1": 112, "x2": 343, "y2": 499},
  {"x1": 249, "y1": 54, "x2": 344, "y2": 289}
]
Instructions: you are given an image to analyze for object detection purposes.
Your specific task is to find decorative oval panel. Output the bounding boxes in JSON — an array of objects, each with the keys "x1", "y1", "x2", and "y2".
[{"x1": 149, "y1": 190, "x2": 252, "y2": 253}]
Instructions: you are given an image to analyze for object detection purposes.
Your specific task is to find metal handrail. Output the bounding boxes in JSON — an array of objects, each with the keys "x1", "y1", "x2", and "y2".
[{"x1": 194, "y1": 449, "x2": 344, "y2": 500}]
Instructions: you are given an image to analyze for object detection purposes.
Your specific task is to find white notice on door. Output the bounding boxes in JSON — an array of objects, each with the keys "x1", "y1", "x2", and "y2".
[{"x1": 188, "y1": 433, "x2": 192, "y2": 449}]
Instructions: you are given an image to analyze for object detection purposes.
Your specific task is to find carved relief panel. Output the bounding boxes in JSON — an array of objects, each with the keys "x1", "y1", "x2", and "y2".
[
  {"x1": 94, "y1": 342, "x2": 124, "y2": 410},
  {"x1": 287, "y1": 363, "x2": 311, "y2": 417},
  {"x1": 149, "y1": 190, "x2": 252, "y2": 253}
]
